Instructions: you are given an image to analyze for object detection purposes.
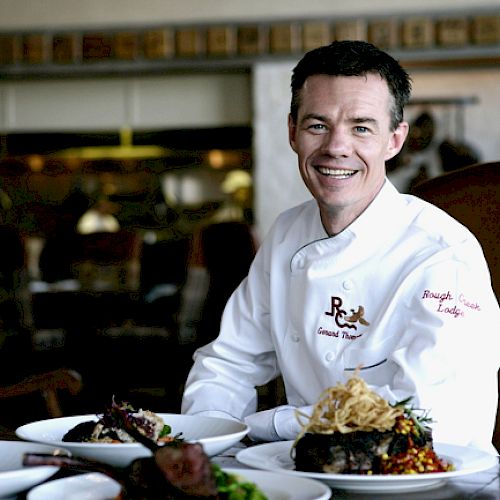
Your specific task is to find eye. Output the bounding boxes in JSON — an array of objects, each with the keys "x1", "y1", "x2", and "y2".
[
  {"x1": 307, "y1": 123, "x2": 327, "y2": 133},
  {"x1": 354, "y1": 126, "x2": 369, "y2": 134}
]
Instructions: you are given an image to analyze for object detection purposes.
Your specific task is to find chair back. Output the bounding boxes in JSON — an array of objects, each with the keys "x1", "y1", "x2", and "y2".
[{"x1": 410, "y1": 162, "x2": 500, "y2": 301}]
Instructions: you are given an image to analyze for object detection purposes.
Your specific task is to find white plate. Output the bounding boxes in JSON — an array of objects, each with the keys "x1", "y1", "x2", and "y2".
[
  {"x1": 27, "y1": 472, "x2": 121, "y2": 500},
  {"x1": 27, "y1": 468, "x2": 332, "y2": 500},
  {"x1": 0, "y1": 440, "x2": 70, "y2": 498},
  {"x1": 236, "y1": 441, "x2": 499, "y2": 493},
  {"x1": 16, "y1": 413, "x2": 248, "y2": 467},
  {"x1": 223, "y1": 467, "x2": 331, "y2": 500}
]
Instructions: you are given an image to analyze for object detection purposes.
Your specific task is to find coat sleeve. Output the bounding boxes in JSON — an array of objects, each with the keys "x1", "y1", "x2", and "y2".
[
  {"x1": 375, "y1": 239, "x2": 500, "y2": 454},
  {"x1": 181, "y1": 236, "x2": 280, "y2": 421}
]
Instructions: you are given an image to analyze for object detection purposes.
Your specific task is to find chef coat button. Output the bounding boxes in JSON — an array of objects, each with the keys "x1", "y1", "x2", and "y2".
[
  {"x1": 343, "y1": 280, "x2": 353, "y2": 290},
  {"x1": 291, "y1": 334, "x2": 300, "y2": 343},
  {"x1": 325, "y1": 351, "x2": 334, "y2": 362}
]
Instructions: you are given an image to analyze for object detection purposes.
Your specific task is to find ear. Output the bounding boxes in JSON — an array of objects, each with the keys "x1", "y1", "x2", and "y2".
[
  {"x1": 288, "y1": 113, "x2": 298, "y2": 153},
  {"x1": 385, "y1": 121, "x2": 409, "y2": 161}
]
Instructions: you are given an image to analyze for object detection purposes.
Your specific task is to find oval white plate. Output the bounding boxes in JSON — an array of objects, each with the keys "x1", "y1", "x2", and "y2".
[
  {"x1": 17, "y1": 413, "x2": 248, "y2": 467},
  {"x1": 27, "y1": 468, "x2": 332, "y2": 500},
  {"x1": 236, "y1": 441, "x2": 499, "y2": 493},
  {"x1": 0, "y1": 440, "x2": 70, "y2": 498},
  {"x1": 27, "y1": 472, "x2": 121, "y2": 500}
]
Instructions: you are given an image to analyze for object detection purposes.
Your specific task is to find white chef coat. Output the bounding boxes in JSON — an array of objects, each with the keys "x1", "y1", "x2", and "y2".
[{"x1": 182, "y1": 180, "x2": 500, "y2": 454}]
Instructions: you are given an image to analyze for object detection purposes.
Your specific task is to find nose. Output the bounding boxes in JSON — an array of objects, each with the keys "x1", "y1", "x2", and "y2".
[{"x1": 321, "y1": 128, "x2": 351, "y2": 157}]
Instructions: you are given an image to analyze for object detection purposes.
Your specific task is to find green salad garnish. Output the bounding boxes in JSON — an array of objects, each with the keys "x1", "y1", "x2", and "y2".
[
  {"x1": 212, "y1": 464, "x2": 267, "y2": 500},
  {"x1": 159, "y1": 424, "x2": 172, "y2": 438}
]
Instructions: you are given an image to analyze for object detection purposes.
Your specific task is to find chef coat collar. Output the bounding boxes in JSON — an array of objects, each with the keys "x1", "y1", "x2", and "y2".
[
  {"x1": 336, "y1": 178, "x2": 407, "y2": 242},
  {"x1": 289, "y1": 179, "x2": 407, "y2": 265},
  {"x1": 290, "y1": 179, "x2": 406, "y2": 264}
]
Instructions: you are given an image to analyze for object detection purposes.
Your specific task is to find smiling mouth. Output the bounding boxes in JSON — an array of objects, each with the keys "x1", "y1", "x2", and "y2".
[{"x1": 317, "y1": 167, "x2": 357, "y2": 179}]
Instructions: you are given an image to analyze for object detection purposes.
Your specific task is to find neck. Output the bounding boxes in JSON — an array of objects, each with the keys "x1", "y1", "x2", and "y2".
[
  {"x1": 320, "y1": 180, "x2": 386, "y2": 236},
  {"x1": 321, "y1": 211, "x2": 352, "y2": 237}
]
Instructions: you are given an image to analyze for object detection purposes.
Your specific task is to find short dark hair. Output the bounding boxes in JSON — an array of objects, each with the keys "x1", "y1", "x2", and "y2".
[{"x1": 290, "y1": 40, "x2": 412, "y2": 130}]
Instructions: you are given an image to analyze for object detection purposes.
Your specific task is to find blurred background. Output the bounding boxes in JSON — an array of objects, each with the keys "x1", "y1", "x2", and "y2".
[{"x1": 0, "y1": 0, "x2": 499, "y2": 430}]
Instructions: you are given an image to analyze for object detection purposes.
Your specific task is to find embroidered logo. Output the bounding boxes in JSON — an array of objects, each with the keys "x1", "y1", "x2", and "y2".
[
  {"x1": 325, "y1": 296, "x2": 370, "y2": 330},
  {"x1": 421, "y1": 289, "x2": 480, "y2": 318}
]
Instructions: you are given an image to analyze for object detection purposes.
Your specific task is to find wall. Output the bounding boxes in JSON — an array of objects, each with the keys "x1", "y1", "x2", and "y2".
[
  {"x1": 1, "y1": 0, "x2": 499, "y2": 239},
  {"x1": 0, "y1": 74, "x2": 251, "y2": 131},
  {"x1": 0, "y1": 0, "x2": 499, "y2": 28}
]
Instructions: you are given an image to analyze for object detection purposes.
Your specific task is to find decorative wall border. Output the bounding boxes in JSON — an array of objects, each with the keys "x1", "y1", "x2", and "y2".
[{"x1": 1, "y1": 11, "x2": 500, "y2": 78}]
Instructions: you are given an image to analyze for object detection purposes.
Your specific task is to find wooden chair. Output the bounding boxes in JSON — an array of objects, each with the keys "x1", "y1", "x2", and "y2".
[
  {"x1": 0, "y1": 368, "x2": 83, "y2": 418},
  {"x1": 410, "y1": 161, "x2": 500, "y2": 451}
]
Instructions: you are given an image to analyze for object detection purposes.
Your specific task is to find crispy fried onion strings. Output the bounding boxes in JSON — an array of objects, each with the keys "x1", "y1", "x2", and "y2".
[{"x1": 294, "y1": 375, "x2": 403, "y2": 443}]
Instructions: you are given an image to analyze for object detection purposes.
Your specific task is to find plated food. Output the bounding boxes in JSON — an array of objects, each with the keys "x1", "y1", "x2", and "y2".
[
  {"x1": 61, "y1": 399, "x2": 179, "y2": 445},
  {"x1": 236, "y1": 441, "x2": 497, "y2": 493},
  {"x1": 293, "y1": 374, "x2": 453, "y2": 475},
  {"x1": 16, "y1": 405, "x2": 249, "y2": 467},
  {"x1": 236, "y1": 374, "x2": 496, "y2": 492},
  {"x1": 27, "y1": 469, "x2": 332, "y2": 500},
  {"x1": 23, "y1": 404, "x2": 266, "y2": 499}
]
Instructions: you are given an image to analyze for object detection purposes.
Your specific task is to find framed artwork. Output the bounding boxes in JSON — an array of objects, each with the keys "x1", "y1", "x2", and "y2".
[
  {"x1": 176, "y1": 27, "x2": 205, "y2": 57},
  {"x1": 269, "y1": 23, "x2": 301, "y2": 53},
  {"x1": 114, "y1": 32, "x2": 139, "y2": 60},
  {"x1": 471, "y1": 15, "x2": 500, "y2": 44},
  {"x1": 52, "y1": 34, "x2": 79, "y2": 63},
  {"x1": 0, "y1": 35, "x2": 21, "y2": 64},
  {"x1": 334, "y1": 20, "x2": 367, "y2": 41},
  {"x1": 207, "y1": 26, "x2": 236, "y2": 56},
  {"x1": 401, "y1": 17, "x2": 434, "y2": 48},
  {"x1": 82, "y1": 33, "x2": 113, "y2": 61},
  {"x1": 23, "y1": 34, "x2": 49, "y2": 64},
  {"x1": 436, "y1": 18, "x2": 469, "y2": 46},
  {"x1": 238, "y1": 25, "x2": 268, "y2": 55},
  {"x1": 0, "y1": 9, "x2": 499, "y2": 73},
  {"x1": 302, "y1": 21, "x2": 332, "y2": 51},
  {"x1": 368, "y1": 19, "x2": 399, "y2": 49},
  {"x1": 143, "y1": 29, "x2": 175, "y2": 59}
]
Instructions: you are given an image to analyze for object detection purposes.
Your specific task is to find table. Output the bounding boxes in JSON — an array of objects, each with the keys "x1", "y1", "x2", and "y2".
[
  {"x1": 6, "y1": 442, "x2": 500, "y2": 499},
  {"x1": 212, "y1": 444, "x2": 500, "y2": 500}
]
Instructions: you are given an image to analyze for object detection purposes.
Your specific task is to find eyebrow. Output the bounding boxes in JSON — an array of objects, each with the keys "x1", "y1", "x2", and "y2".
[
  {"x1": 351, "y1": 116, "x2": 378, "y2": 126},
  {"x1": 301, "y1": 113, "x2": 379, "y2": 128},
  {"x1": 300, "y1": 113, "x2": 327, "y2": 123}
]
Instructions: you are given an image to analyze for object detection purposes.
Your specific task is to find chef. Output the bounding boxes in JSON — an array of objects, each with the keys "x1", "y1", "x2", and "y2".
[{"x1": 181, "y1": 40, "x2": 500, "y2": 455}]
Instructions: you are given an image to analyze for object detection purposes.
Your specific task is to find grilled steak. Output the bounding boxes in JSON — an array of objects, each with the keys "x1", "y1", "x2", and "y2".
[{"x1": 294, "y1": 424, "x2": 431, "y2": 474}]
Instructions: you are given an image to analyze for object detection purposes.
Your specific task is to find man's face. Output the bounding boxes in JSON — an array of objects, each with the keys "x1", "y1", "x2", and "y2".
[{"x1": 288, "y1": 73, "x2": 408, "y2": 234}]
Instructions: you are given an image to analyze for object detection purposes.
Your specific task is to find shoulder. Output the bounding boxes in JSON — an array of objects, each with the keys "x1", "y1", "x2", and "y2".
[
  {"x1": 266, "y1": 199, "x2": 327, "y2": 249},
  {"x1": 402, "y1": 193, "x2": 478, "y2": 249},
  {"x1": 396, "y1": 194, "x2": 493, "y2": 289},
  {"x1": 274, "y1": 199, "x2": 317, "y2": 226},
  {"x1": 253, "y1": 199, "x2": 322, "y2": 264}
]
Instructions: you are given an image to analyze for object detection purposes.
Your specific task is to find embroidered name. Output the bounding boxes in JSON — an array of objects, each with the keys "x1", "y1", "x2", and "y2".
[
  {"x1": 318, "y1": 327, "x2": 361, "y2": 340},
  {"x1": 421, "y1": 289, "x2": 481, "y2": 318},
  {"x1": 421, "y1": 290, "x2": 453, "y2": 302},
  {"x1": 436, "y1": 303, "x2": 464, "y2": 318},
  {"x1": 459, "y1": 293, "x2": 481, "y2": 311}
]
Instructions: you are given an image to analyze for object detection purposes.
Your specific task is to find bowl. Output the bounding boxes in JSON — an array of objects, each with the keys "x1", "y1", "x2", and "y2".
[
  {"x1": 16, "y1": 413, "x2": 249, "y2": 467},
  {"x1": 0, "y1": 440, "x2": 70, "y2": 497}
]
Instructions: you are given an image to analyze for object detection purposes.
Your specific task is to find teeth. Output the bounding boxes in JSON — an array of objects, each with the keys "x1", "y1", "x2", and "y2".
[{"x1": 318, "y1": 167, "x2": 356, "y2": 177}]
